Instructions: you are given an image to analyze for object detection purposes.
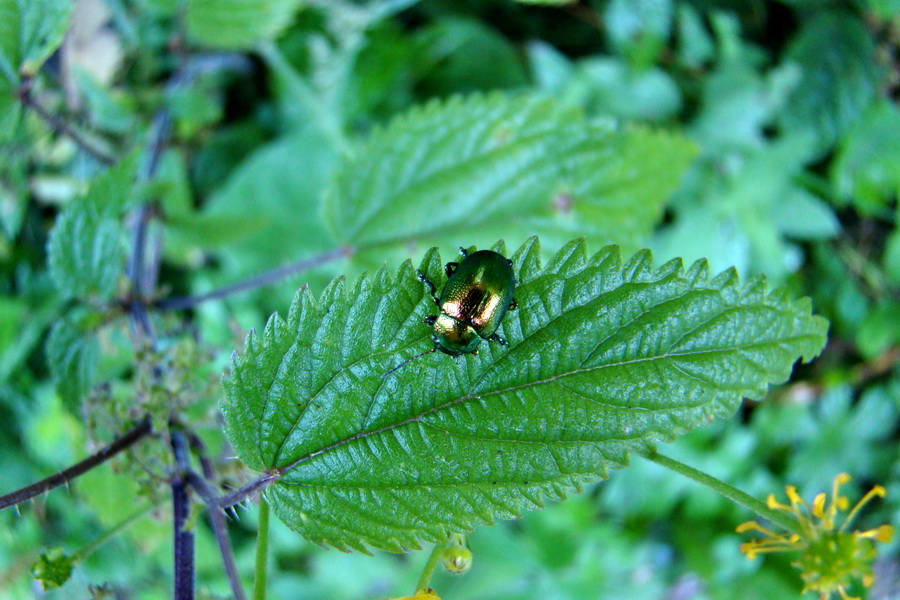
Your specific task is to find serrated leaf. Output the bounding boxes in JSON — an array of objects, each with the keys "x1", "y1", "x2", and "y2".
[
  {"x1": 187, "y1": 0, "x2": 302, "y2": 49},
  {"x1": 323, "y1": 93, "x2": 696, "y2": 263},
  {"x1": 47, "y1": 156, "x2": 136, "y2": 300},
  {"x1": 778, "y1": 11, "x2": 880, "y2": 150},
  {"x1": 221, "y1": 237, "x2": 828, "y2": 552},
  {"x1": 18, "y1": 0, "x2": 73, "y2": 77},
  {"x1": 46, "y1": 311, "x2": 100, "y2": 406}
]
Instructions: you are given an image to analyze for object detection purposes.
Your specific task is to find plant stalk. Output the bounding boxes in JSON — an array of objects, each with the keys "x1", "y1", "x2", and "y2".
[
  {"x1": 414, "y1": 539, "x2": 450, "y2": 593},
  {"x1": 254, "y1": 495, "x2": 270, "y2": 600},
  {"x1": 638, "y1": 449, "x2": 801, "y2": 534},
  {"x1": 155, "y1": 246, "x2": 353, "y2": 311},
  {"x1": 0, "y1": 416, "x2": 152, "y2": 510}
]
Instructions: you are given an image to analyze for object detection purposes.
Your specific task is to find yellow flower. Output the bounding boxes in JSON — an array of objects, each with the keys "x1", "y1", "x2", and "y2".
[
  {"x1": 737, "y1": 473, "x2": 894, "y2": 600},
  {"x1": 389, "y1": 587, "x2": 441, "y2": 600}
]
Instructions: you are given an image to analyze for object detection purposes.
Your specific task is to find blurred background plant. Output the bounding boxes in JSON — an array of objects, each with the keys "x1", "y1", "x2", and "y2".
[{"x1": 0, "y1": 0, "x2": 898, "y2": 598}]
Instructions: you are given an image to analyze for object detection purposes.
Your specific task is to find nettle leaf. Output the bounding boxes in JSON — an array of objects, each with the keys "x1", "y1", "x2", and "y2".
[
  {"x1": 187, "y1": 0, "x2": 303, "y2": 50},
  {"x1": 47, "y1": 156, "x2": 136, "y2": 301},
  {"x1": 222, "y1": 237, "x2": 828, "y2": 552},
  {"x1": 322, "y1": 93, "x2": 696, "y2": 261},
  {"x1": 46, "y1": 310, "x2": 100, "y2": 406}
]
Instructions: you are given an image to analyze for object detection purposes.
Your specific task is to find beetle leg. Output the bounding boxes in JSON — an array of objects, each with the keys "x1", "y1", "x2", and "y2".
[
  {"x1": 508, "y1": 298, "x2": 518, "y2": 310},
  {"x1": 444, "y1": 262, "x2": 459, "y2": 277},
  {"x1": 457, "y1": 247, "x2": 468, "y2": 259},
  {"x1": 416, "y1": 269, "x2": 441, "y2": 307},
  {"x1": 487, "y1": 333, "x2": 508, "y2": 346},
  {"x1": 423, "y1": 315, "x2": 437, "y2": 326}
]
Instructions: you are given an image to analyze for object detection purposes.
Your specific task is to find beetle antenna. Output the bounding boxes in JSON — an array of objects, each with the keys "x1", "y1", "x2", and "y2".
[{"x1": 382, "y1": 347, "x2": 437, "y2": 378}]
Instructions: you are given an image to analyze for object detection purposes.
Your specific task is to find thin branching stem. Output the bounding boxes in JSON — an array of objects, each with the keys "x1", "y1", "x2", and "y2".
[
  {"x1": 0, "y1": 416, "x2": 152, "y2": 510},
  {"x1": 185, "y1": 471, "x2": 247, "y2": 600},
  {"x1": 155, "y1": 246, "x2": 353, "y2": 311},
  {"x1": 17, "y1": 78, "x2": 116, "y2": 165},
  {"x1": 219, "y1": 473, "x2": 279, "y2": 509}
]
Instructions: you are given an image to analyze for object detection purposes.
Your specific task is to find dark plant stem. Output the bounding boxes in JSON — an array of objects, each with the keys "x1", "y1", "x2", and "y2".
[
  {"x1": 0, "y1": 416, "x2": 152, "y2": 510},
  {"x1": 186, "y1": 430, "x2": 216, "y2": 481},
  {"x1": 17, "y1": 78, "x2": 116, "y2": 165},
  {"x1": 253, "y1": 495, "x2": 270, "y2": 600},
  {"x1": 185, "y1": 471, "x2": 247, "y2": 600},
  {"x1": 171, "y1": 432, "x2": 195, "y2": 600},
  {"x1": 219, "y1": 473, "x2": 280, "y2": 509},
  {"x1": 155, "y1": 246, "x2": 354, "y2": 311}
]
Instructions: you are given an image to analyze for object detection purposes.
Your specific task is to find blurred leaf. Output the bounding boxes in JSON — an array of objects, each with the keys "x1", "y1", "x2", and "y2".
[
  {"x1": 47, "y1": 156, "x2": 136, "y2": 300},
  {"x1": 46, "y1": 310, "x2": 100, "y2": 405},
  {"x1": 778, "y1": 11, "x2": 880, "y2": 151},
  {"x1": 193, "y1": 129, "x2": 338, "y2": 298},
  {"x1": 187, "y1": 0, "x2": 303, "y2": 50},
  {"x1": 831, "y1": 101, "x2": 900, "y2": 215},
  {"x1": 167, "y1": 213, "x2": 270, "y2": 249},
  {"x1": 656, "y1": 134, "x2": 826, "y2": 278},
  {"x1": 677, "y1": 4, "x2": 714, "y2": 68},
  {"x1": 0, "y1": 0, "x2": 19, "y2": 79},
  {"x1": 884, "y1": 229, "x2": 900, "y2": 286},
  {"x1": 788, "y1": 384, "x2": 898, "y2": 491},
  {"x1": 516, "y1": 0, "x2": 576, "y2": 4},
  {"x1": 578, "y1": 58, "x2": 681, "y2": 121},
  {"x1": 221, "y1": 237, "x2": 827, "y2": 552},
  {"x1": 604, "y1": 0, "x2": 672, "y2": 67},
  {"x1": 168, "y1": 84, "x2": 223, "y2": 139},
  {"x1": 74, "y1": 69, "x2": 136, "y2": 135},
  {"x1": 866, "y1": 0, "x2": 900, "y2": 18},
  {"x1": 413, "y1": 18, "x2": 528, "y2": 95},
  {"x1": 0, "y1": 75, "x2": 19, "y2": 140},
  {"x1": 690, "y1": 61, "x2": 799, "y2": 154},
  {"x1": 771, "y1": 190, "x2": 839, "y2": 240},
  {"x1": 18, "y1": 0, "x2": 73, "y2": 77},
  {"x1": 527, "y1": 41, "x2": 575, "y2": 94},
  {"x1": 0, "y1": 292, "x2": 59, "y2": 383},
  {"x1": 31, "y1": 546, "x2": 74, "y2": 590},
  {"x1": 856, "y1": 301, "x2": 900, "y2": 360},
  {"x1": 324, "y1": 93, "x2": 696, "y2": 267},
  {"x1": 345, "y1": 22, "x2": 416, "y2": 121}
]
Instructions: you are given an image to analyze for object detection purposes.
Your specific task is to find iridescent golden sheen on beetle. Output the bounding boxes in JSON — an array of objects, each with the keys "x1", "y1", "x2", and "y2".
[{"x1": 383, "y1": 247, "x2": 517, "y2": 377}]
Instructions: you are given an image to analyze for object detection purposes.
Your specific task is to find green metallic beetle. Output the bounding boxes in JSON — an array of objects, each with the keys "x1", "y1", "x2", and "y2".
[{"x1": 384, "y1": 248, "x2": 517, "y2": 376}]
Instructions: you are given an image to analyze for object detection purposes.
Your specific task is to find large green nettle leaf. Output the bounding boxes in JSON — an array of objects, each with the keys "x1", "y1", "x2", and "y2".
[
  {"x1": 222, "y1": 238, "x2": 827, "y2": 552},
  {"x1": 322, "y1": 93, "x2": 696, "y2": 261}
]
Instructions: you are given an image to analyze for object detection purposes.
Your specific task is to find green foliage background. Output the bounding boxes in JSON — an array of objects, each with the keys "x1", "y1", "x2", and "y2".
[{"x1": 0, "y1": 0, "x2": 898, "y2": 599}]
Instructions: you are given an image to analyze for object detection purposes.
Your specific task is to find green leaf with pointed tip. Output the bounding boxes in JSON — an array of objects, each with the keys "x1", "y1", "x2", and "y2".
[
  {"x1": 187, "y1": 0, "x2": 303, "y2": 49},
  {"x1": 221, "y1": 237, "x2": 828, "y2": 553},
  {"x1": 47, "y1": 156, "x2": 137, "y2": 301},
  {"x1": 18, "y1": 0, "x2": 73, "y2": 77},
  {"x1": 322, "y1": 93, "x2": 696, "y2": 264}
]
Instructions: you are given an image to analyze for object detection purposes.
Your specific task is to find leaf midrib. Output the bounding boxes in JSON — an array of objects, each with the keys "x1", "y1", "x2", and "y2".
[{"x1": 275, "y1": 333, "x2": 817, "y2": 476}]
